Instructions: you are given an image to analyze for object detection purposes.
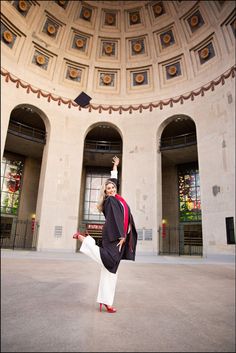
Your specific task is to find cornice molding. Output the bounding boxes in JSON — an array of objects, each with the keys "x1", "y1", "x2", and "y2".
[{"x1": 1, "y1": 66, "x2": 235, "y2": 114}]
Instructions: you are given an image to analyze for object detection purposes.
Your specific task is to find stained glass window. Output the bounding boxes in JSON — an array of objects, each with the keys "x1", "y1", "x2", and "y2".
[
  {"x1": 83, "y1": 169, "x2": 110, "y2": 222},
  {"x1": 178, "y1": 164, "x2": 201, "y2": 222},
  {"x1": 1, "y1": 156, "x2": 24, "y2": 215}
]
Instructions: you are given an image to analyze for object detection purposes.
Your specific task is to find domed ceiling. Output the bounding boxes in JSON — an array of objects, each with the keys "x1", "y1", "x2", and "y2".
[{"x1": 1, "y1": 0, "x2": 235, "y2": 109}]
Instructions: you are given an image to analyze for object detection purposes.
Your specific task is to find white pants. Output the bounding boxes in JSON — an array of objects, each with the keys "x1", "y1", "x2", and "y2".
[{"x1": 80, "y1": 235, "x2": 118, "y2": 306}]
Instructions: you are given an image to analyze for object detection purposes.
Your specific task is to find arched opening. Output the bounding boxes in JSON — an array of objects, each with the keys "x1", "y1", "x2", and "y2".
[
  {"x1": 159, "y1": 115, "x2": 202, "y2": 256},
  {"x1": 76, "y1": 123, "x2": 122, "y2": 251},
  {"x1": 1, "y1": 104, "x2": 47, "y2": 250}
]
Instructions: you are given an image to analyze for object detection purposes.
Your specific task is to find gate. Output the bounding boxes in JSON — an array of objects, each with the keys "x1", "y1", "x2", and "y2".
[
  {"x1": 159, "y1": 223, "x2": 202, "y2": 256},
  {"x1": 0, "y1": 218, "x2": 39, "y2": 250}
]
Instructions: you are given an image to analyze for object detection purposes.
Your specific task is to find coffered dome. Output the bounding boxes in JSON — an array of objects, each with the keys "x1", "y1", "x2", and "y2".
[{"x1": 1, "y1": 0, "x2": 235, "y2": 108}]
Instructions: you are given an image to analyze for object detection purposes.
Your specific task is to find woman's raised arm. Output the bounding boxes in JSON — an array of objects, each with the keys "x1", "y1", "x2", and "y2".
[{"x1": 111, "y1": 156, "x2": 119, "y2": 178}]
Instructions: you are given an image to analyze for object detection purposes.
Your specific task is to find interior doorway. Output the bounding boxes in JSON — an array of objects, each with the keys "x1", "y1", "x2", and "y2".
[
  {"x1": 75, "y1": 123, "x2": 122, "y2": 250},
  {"x1": 1, "y1": 104, "x2": 47, "y2": 250},
  {"x1": 159, "y1": 115, "x2": 202, "y2": 256}
]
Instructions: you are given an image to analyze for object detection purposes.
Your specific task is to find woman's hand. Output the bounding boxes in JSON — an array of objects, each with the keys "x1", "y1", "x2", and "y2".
[
  {"x1": 117, "y1": 237, "x2": 125, "y2": 252},
  {"x1": 112, "y1": 156, "x2": 120, "y2": 167}
]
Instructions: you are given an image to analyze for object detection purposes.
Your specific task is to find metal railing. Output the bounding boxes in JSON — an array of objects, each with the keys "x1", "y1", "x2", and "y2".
[
  {"x1": 0, "y1": 218, "x2": 39, "y2": 250},
  {"x1": 84, "y1": 140, "x2": 122, "y2": 153},
  {"x1": 160, "y1": 132, "x2": 197, "y2": 150},
  {"x1": 8, "y1": 120, "x2": 46, "y2": 144},
  {"x1": 158, "y1": 224, "x2": 203, "y2": 256}
]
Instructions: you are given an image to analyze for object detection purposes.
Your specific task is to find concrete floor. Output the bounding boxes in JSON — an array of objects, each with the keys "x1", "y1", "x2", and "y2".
[{"x1": 1, "y1": 250, "x2": 235, "y2": 352}]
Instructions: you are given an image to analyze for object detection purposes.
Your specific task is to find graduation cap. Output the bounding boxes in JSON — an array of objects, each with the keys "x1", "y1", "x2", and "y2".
[{"x1": 74, "y1": 91, "x2": 92, "y2": 107}]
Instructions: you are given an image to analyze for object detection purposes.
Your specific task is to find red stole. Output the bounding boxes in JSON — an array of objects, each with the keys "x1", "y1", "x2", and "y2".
[{"x1": 115, "y1": 194, "x2": 129, "y2": 237}]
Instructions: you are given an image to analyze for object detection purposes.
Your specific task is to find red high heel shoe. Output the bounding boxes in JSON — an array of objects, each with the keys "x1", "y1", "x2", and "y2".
[
  {"x1": 99, "y1": 303, "x2": 117, "y2": 313},
  {"x1": 72, "y1": 232, "x2": 84, "y2": 240}
]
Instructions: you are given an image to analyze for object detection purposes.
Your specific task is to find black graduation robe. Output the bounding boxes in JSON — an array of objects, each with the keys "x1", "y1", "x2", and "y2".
[{"x1": 99, "y1": 195, "x2": 138, "y2": 274}]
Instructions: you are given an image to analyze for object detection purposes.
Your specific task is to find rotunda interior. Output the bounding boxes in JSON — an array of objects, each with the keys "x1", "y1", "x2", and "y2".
[{"x1": 1, "y1": 0, "x2": 235, "y2": 256}]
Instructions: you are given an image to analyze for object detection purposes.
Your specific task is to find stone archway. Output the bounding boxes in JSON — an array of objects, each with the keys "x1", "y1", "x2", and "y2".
[
  {"x1": 1, "y1": 104, "x2": 49, "y2": 250},
  {"x1": 158, "y1": 115, "x2": 202, "y2": 256},
  {"x1": 75, "y1": 122, "x2": 123, "y2": 250}
]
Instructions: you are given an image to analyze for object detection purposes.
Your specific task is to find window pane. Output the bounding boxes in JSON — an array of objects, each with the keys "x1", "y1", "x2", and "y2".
[
  {"x1": 83, "y1": 169, "x2": 110, "y2": 222},
  {"x1": 189, "y1": 188, "x2": 196, "y2": 200},
  {"x1": 196, "y1": 187, "x2": 200, "y2": 199},
  {"x1": 89, "y1": 202, "x2": 99, "y2": 214},
  {"x1": 189, "y1": 174, "x2": 196, "y2": 187},
  {"x1": 84, "y1": 201, "x2": 89, "y2": 213},
  {"x1": 84, "y1": 189, "x2": 90, "y2": 201},
  {"x1": 91, "y1": 177, "x2": 101, "y2": 188},
  {"x1": 178, "y1": 165, "x2": 201, "y2": 223},
  {"x1": 102, "y1": 176, "x2": 108, "y2": 184},
  {"x1": 196, "y1": 173, "x2": 200, "y2": 186},
  {"x1": 90, "y1": 189, "x2": 99, "y2": 201},
  {"x1": 92, "y1": 214, "x2": 101, "y2": 221},
  {"x1": 85, "y1": 177, "x2": 91, "y2": 188},
  {"x1": 2, "y1": 178, "x2": 9, "y2": 192},
  {"x1": 1, "y1": 157, "x2": 24, "y2": 216},
  {"x1": 12, "y1": 192, "x2": 20, "y2": 208},
  {"x1": 1, "y1": 192, "x2": 12, "y2": 208}
]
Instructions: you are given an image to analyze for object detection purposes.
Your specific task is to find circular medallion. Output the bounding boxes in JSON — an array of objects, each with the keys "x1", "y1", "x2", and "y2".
[
  {"x1": 130, "y1": 13, "x2": 139, "y2": 24},
  {"x1": 36, "y1": 55, "x2": 46, "y2": 65},
  {"x1": 69, "y1": 68, "x2": 79, "y2": 79},
  {"x1": 190, "y1": 15, "x2": 199, "y2": 27},
  {"x1": 83, "y1": 9, "x2": 91, "y2": 19},
  {"x1": 102, "y1": 74, "x2": 112, "y2": 85},
  {"x1": 106, "y1": 14, "x2": 114, "y2": 25},
  {"x1": 135, "y1": 73, "x2": 144, "y2": 84},
  {"x1": 153, "y1": 4, "x2": 162, "y2": 15},
  {"x1": 18, "y1": 0, "x2": 28, "y2": 12},
  {"x1": 168, "y1": 65, "x2": 177, "y2": 76},
  {"x1": 104, "y1": 45, "x2": 113, "y2": 54},
  {"x1": 163, "y1": 33, "x2": 171, "y2": 44},
  {"x1": 47, "y1": 24, "x2": 56, "y2": 35},
  {"x1": 200, "y1": 47, "x2": 209, "y2": 59},
  {"x1": 76, "y1": 38, "x2": 84, "y2": 48},
  {"x1": 133, "y1": 42, "x2": 142, "y2": 53},
  {"x1": 3, "y1": 30, "x2": 13, "y2": 43}
]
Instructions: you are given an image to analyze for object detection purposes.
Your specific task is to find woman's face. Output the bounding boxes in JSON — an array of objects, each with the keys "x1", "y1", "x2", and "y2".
[{"x1": 105, "y1": 182, "x2": 116, "y2": 196}]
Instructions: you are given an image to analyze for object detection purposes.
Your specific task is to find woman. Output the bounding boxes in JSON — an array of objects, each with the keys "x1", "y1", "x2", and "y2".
[{"x1": 73, "y1": 156, "x2": 137, "y2": 313}]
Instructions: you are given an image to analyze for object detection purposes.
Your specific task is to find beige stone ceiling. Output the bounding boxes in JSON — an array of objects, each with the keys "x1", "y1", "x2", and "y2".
[{"x1": 1, "y1": 0, "x2": 235, "y2": 106}]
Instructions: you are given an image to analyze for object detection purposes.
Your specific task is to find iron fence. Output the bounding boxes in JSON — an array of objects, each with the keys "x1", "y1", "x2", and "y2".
[
  {"x1": 0, "y1": 218, "x2": 39, "y2": 250},
  {"x1": 158, "y1": 224, "x2": 203, "y2": 256}
]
